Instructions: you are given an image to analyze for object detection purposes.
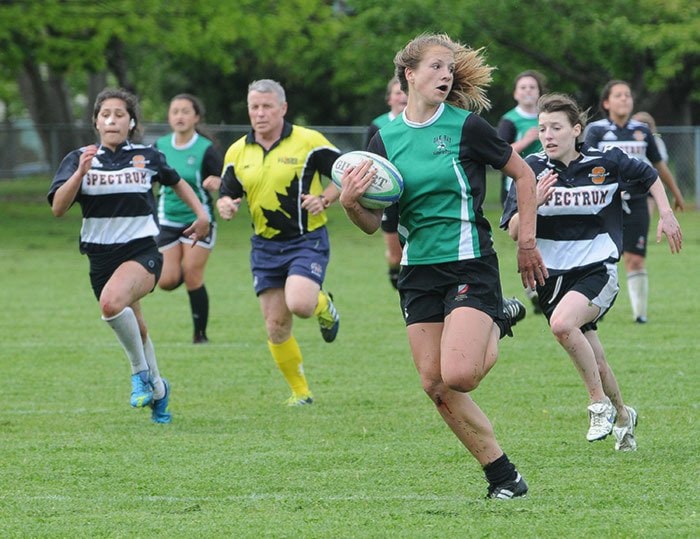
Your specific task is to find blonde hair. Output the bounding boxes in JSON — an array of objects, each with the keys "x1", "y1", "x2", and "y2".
[
  {"x1": 394, "y1": 33, "x2": 493, "y2": 112},
  {"x1": 632, "y1": 111, "x2": 657, "y2": 133}
]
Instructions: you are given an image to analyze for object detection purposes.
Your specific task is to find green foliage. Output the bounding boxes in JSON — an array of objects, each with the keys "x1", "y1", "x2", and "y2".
[
  {"x1": 1, "y1": 176, "x2": 698, "y2": 536},
  {"x1": 0, "y1": 0, "x2": 698, "y2": 125}
]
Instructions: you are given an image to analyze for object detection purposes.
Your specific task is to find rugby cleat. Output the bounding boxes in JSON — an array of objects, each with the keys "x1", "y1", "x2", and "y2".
[
  {"x1": 586, "y1": 399, "x2": 616, "y2": 441},
  {"x1": 486, "y1": 472, "x2": 528, "y2": 500},
  {"x1": 317, "y1": 291, "x2": 340, "y2": 343},
  {"x1": 130, "y1": 371, "x2": 153, "y2": 408},
  {"x1": 150, "y1": 378, "x2": 171, "y2": 424},
  {"x1": 286, "y1": 394, "x2": 314, "y2": 407},
  {"x1": 613, "y1": 406, "x2": 638, "y2": 451}
]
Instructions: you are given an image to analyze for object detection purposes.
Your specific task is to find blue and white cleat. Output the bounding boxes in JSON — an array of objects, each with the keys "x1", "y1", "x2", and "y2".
[
  {"x1": 130, "y1": 371, "x2": 153, "y2": 408},
  {"x1": 150, "y1": 379, "x2": 172, "y2": 424}
]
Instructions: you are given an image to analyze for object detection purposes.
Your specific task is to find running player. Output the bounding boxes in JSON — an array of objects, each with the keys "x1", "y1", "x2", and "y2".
[
  {"x1": 48, "y1": 88, "x2": 211, "y2": 423},
  {"x1": 584, "y1": 80, "x2": 685, "y2": 323},
  {"x1": 155, "y1": 94, "x2": 223, "y2": 344},
  {"x1": 501, "y1": 93, "x2": 682, "y2": 449},
  {"x1": 339, "y1": 33, "x2": 543, "y2": 500}
]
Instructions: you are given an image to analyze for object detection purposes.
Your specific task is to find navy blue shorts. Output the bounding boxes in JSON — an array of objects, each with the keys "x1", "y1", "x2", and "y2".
[
  {"x1": 622, "y1": 195, "x2": 649, "y2": 257},
  {"x1": 87, "y1": 237, "x2": 163, "y2": 300},
  {"x1": 398, "y1": 254, "x2": 504, "y2": 326},
  {"x1": 250, "y1": 227, "x2": 330, "y2": 295}
]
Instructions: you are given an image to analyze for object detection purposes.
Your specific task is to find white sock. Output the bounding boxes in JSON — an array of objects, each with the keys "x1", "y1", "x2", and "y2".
[
  {"x1": 102, "y1": 307, "x2": 148, "y2": 374},
  {"x1": 143, "y1": 335, "x2": 165, "y2": 399},
  {"x1": 627, "y1": 270, "x2": 648, "y2": 320}
]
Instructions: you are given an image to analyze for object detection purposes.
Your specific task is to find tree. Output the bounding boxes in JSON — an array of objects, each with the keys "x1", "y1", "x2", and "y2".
[
  {"x1": 335, "y1": 0, "x2": 699, "y2": 125},
  {"x1": 0, "y1": 0, "x2": 698, "y2": 141},
  {"x1": 462, "y1": 0, "x2": 700, "y2": 124}
]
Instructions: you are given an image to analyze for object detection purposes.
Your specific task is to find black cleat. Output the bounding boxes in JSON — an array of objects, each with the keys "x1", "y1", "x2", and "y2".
[
  {"x1": 486, "y1": 472, "x2": 528, "y2": 500},
  {"x1": 497, "y1": 297, "x2": 526, "y2": 339},
  {"x1": 504, "y1": 297, "x2": 526, "y2": 324}
]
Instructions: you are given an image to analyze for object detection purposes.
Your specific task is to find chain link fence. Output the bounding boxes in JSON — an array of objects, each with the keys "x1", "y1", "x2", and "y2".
[
  {"x1": 657, "y1": 127, "x2": 697, "y2": 206},
  {"x1": 1, "y1": 122, "x2": 698, "y2": 207}
]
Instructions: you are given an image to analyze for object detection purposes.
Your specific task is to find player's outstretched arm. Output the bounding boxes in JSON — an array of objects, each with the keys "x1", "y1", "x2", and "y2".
[
  {"x1": 654, "y1": 160, "x2": 685, "y2": 211},
  {"x1": 649, "y1": 178, "x2": 682, "y2": 253}
]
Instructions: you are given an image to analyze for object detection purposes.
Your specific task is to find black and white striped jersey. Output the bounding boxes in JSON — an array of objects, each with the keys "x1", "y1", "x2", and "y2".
[
  {"x1": 48, "y1": 141, "x2": 181, "y2": 254},
  {"x1": 500, "y1": 143, "x2": 658, "y2": 276},
  {"x1": 584, "y1": 118, "x2": 662, "y2": 203},
  {"x1": 584, "y1": 118, "x2": 662, "y2": 166}
]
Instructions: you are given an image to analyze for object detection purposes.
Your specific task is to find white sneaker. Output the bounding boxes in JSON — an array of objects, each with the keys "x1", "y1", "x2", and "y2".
[
  {"x1": 613, "y1": 406, "x2": 638, "y2": 451},
  {"x1": 586, "y1": 399, "x2": 616, "y2": 441}
]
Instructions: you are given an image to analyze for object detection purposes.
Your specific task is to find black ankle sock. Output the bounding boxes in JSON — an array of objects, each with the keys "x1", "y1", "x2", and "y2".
[
  {"x1": 483, "y1": 453, "x2": 517, "y2": 485},
  {"x1": 188, "y1": 285, "x2": 209, "y2": 337}
]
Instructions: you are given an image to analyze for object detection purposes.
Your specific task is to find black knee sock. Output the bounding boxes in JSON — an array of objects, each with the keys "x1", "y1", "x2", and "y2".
[
  {"x1": 188, "y1": 285, "x2": 209, "y2": 337},
  {"x1": 483, "y1": 453, "x2": 516, "y2": 485}
]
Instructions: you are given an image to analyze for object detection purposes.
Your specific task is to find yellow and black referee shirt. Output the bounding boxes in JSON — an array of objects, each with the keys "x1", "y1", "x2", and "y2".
[{"x1": 220, "y1": 122, "x2": 340, "y2": 240}]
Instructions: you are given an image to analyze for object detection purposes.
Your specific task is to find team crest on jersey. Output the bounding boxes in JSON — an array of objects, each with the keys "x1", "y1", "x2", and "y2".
[
  {"x1": 187, "y1": 156, "x2": 196, "y2": 166},
  {"x1": 589, "y1": 166, "x2": 608, "y2": 185},
  {"x1": 433, "y1": 135, "x2": 451, "y2": 155},
  {"x1": 132, "y1": 155, "x2": 147, "y2": 168},
  {"x1": 633, "y1": 130, "x2": 646, "y2": 141}
]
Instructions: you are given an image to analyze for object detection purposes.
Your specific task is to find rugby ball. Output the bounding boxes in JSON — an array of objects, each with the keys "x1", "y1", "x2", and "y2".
[{"x1": 331, "y1": 150, "x2": 403, "y2": 209}]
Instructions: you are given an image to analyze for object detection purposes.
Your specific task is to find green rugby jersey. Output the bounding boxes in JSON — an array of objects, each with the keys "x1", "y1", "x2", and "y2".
[
  {"x1": 368, "y1": 103, "x2": 512, "y2": 265},
  {"x1": 155, "y1": 133, "x2": 222, "y2": 225},
  {"x1": 365, "y1": 111, "x2": 399, "y2": 150},
  {"x1": 499, "y1": 106, "x2": 542, "y2": 158}
]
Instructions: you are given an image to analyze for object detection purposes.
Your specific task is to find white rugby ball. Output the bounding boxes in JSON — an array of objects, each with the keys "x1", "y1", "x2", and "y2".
[{"x1": 331, "y1": 150, "x2": 403, "y2": 209}]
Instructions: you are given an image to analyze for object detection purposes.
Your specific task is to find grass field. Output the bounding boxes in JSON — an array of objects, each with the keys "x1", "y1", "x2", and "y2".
[{"x1": 0, "y1": 176, "x2": 698, "y2": 538}]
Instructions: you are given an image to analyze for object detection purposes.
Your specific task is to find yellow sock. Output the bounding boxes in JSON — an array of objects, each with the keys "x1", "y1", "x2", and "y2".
[
  {"x1": 313, "y1": 290, "x2": 328, "y2": 317},
  {"x1": 268, "y1": 336, "x2": 310, "y2": 397}
]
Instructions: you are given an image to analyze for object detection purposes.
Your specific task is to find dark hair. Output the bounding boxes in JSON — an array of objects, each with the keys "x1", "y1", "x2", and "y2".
[
  {"x1": 598, "y1": 79, "x2": 631, "y2": 116},
  {"x1": 394, "y1": 33, "x2": 493, "y2": 112},
  {"x1": 168, "y1": 93, "x2": 217, "y2": 144},
  {"x1": 171, "y1": 93, "x2": 206, "y2": 119},
  {"x1": 93, "y1": 88, "x2": 140, "y2": 138},
  {"x1": 538, "y1": 93, "x2": 588, "y2": 132},
  {"x1": 513, "y1": 70, "x2": 547, "y2": 95}
]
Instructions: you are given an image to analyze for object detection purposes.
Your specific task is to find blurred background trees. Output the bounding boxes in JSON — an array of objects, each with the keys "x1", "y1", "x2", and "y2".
[{"x1": 1, "y1": 0, "x2": 698, "y2": 155}]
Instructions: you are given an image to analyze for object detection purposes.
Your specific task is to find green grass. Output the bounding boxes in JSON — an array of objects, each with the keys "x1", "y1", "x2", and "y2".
[{"x1": 1, "y1": 177, "x2": 698, "y2": 538}]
